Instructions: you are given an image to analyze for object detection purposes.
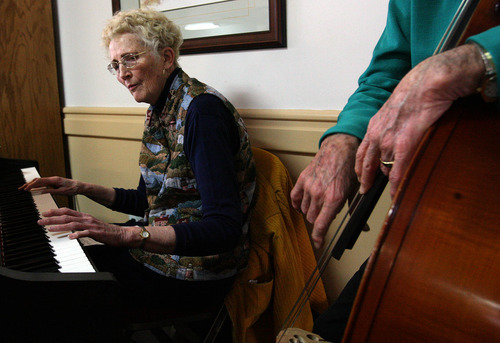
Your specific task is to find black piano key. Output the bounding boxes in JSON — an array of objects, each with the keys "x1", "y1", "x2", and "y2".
[
  {"x1": 1, "y1": 226, "x2": 44, "y2": 238},
  {"x1": 0, "y1": 206, "x2": 39, "y2": 217},
  {"x1": 5, "y1": 252, "x2": 59, "y2": 271},
  {"x1": 0, "y1": 169, "x2": 59, "y2": 272},
  {"x1": 10, "y1": 259, "x2": 60, "y2": 272},
  {"x1": 3, "y1": 244, "x2": 54, "y2": 259},
  {"x1": 4, "y1": 248, "x2": 56, "y2": 265},
  {"x1": 2, "y1": 221, "x2": 44, "y2": 231},
  {"x1": 2, "y1": 240, "x2": 54, "y2": 260},
  {"x1": 32, "y1": 264, "x2": 61, "y2": 272},
  {"x1": 2, "y1": 232, "x2": 49, "y2": 247},
  {"x1": 2, "y1": 224, "x2": 47, "y2": 237},
  {"x1": 0, "y1": 204, "x2": 39, "y2": 215},
  {"x1": 3, "y1": 241, "x2": 55, "y2": 258}
]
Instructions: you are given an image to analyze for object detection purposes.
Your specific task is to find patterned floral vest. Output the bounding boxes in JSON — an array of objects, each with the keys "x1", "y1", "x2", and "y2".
[{"x1": 129, "y1": 69, "x2": 256, "y2": 281}]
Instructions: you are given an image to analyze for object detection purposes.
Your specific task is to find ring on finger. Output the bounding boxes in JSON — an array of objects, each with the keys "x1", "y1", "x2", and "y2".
[{"x1": 379, "y1": 158, "x2": 395, "y2": 167}]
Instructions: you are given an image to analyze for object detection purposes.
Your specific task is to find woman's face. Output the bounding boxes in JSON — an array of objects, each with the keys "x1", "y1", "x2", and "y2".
[{"x1": 109, "y1": 33, "x2": 167, "y2": 105}]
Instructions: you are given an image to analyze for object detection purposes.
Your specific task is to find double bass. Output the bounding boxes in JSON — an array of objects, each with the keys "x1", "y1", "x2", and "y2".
[
  {"x1": 279, "y1": 1, "x2": 500, "y2": 342},
  {"x1": 343, "y1": 0, "x2": 500, "y2": 342}
]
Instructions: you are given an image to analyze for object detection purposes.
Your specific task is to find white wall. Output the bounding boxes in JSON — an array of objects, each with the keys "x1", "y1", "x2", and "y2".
[{"x1": 55, "y1": 0, "x2": 389, "y2": 110}]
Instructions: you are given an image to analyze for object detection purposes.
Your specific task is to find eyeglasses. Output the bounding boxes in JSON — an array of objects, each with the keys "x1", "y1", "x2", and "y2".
[{"x1": 107, "y1": 51, "x2": 147, "y2": 75}]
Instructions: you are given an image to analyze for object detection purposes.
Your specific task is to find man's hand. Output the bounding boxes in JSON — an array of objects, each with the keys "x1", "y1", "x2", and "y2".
[
  {"x1": 355, "y1": 43, "x2": 486, "y2": 197},
  {"x1": 291, "y1": 134, "x2": 359, "y2": 249}
]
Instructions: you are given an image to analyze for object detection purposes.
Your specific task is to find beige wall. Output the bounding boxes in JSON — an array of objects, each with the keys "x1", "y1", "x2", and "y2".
[{"x1": 63, "y1": 106, "x2": 392, "y2": 302}]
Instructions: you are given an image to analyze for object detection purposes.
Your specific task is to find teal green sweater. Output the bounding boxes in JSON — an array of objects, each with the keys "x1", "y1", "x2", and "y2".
[{"x1": 322, "y1": 0, "x2": 500, "y2": 143}]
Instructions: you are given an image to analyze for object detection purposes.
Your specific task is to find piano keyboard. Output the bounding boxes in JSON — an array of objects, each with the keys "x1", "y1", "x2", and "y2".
[{"x1": 0, "y1": 167, "x2": 95, "y2": 273}]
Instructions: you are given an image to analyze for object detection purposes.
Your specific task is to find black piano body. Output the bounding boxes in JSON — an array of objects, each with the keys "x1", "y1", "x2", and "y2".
[
  {"x1": 0, "y1": 267, "x2": 122, "y2": 342},
  {"x1": 0, "y1": 158, "x2": 123, "y2": 342}
]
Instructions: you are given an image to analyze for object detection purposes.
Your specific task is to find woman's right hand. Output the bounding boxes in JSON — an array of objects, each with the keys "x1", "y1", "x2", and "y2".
[{"x1": 19, "y1": 176, "x2": 82, "y2": 196}]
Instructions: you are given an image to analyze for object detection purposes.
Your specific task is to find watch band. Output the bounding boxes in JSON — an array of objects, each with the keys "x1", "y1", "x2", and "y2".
[
  {"x1": 471, "y1": 42, "x2": 498, "y2": 101},
  {"x1": 138, "y1": 226, "x2": 150, "y2": 249}
]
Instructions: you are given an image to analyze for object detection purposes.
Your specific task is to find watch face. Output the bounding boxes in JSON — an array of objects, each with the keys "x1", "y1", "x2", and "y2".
[{"x1": 141, "y1": 229, "x2": 150, "y2": 239}]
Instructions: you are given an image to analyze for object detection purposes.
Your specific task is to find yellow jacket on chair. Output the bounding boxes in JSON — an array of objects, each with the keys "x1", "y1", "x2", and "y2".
[{"x1": 225, "y1": 147, "x2": 328, "y2": 342}]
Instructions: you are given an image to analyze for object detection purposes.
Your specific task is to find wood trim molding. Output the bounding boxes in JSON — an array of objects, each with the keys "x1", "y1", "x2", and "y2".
[
  {"x1": 62, "y1": 106, "x2": 339, "y2": 154},
  {"x1": 62, "y1": 106, "x2": 340, "y2": 121},
  {"x1": 63, "y1": 106, "x2": 147, "y2": 116}
]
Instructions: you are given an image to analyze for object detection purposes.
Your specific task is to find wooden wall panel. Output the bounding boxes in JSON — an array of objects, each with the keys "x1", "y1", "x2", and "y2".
[{"x1": 0, "y1": 0, "x2": 66, "y2": 204}]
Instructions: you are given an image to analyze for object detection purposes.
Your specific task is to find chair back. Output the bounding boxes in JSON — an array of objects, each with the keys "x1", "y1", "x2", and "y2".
[{"x1": 224, "y1": 147, "x2": 328, "y2": 343}]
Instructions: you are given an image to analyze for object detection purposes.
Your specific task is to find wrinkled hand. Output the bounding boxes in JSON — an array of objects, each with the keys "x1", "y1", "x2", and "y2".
[
  {"x1": 291, "y1": 134, "x2": 359, "y2": 249},
  {"x1": 355, "y1": 44, "x2": 485, "y2": 197},
  {"x1": 38, "y1": 207, "x2": 128, "y2": 246},
  {"x1": 20, "y1": 176, "x2": 82, "y2": 196}
]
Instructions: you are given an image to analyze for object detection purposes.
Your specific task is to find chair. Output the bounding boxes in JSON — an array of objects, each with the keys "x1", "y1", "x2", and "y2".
[{"x1": 223, "y1": 147, "x2": 328, "y2": 343}]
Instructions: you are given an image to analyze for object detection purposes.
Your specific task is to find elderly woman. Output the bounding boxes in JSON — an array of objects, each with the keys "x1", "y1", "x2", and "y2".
[{"x1": 21, "y1": 8, "x2": 256, "y2": 311}]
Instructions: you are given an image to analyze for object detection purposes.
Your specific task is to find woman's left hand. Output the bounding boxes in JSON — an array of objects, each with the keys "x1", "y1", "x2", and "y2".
[
  {"x1": 38, "y1": 207, "x2": 129, "y2": 246},
  {"x1": 355, "y1": 44, "x2": 485, "y2": 198}
]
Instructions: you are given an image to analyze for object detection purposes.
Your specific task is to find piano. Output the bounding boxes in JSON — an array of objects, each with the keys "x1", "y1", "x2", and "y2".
[{"x1": 0, "y1": 158, "x2": 123, "y2": 342}]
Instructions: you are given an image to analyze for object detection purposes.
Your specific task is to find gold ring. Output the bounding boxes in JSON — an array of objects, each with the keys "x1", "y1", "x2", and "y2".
[{"x1": 379, "y1": 158, "x2": 394, "y2": 167}]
